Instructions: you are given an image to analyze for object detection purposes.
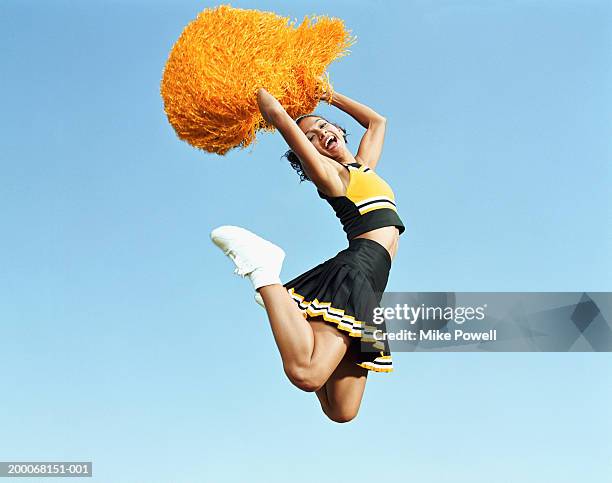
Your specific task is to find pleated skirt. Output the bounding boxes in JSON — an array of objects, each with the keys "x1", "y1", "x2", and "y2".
[{"x1": 283, "y1": 238, "x2": 393, "y2": 373}]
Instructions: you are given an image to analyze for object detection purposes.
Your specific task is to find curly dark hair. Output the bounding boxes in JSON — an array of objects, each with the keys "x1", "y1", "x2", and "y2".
[{"x1": 282, "y1": 114, "x2": 349, "y2": 182}]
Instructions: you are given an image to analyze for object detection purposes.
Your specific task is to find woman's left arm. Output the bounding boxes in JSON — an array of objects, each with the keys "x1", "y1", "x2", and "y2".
[{"x1": 323, "y1": 90, "x2": 387, "y2": 170}]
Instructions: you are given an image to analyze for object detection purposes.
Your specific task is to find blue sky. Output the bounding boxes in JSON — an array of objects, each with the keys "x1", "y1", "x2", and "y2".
[{"x1": 1, "y1": 0, "x2": 610, "y2": 481}]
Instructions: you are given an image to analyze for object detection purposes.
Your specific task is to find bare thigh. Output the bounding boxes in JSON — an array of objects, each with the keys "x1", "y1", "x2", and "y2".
[
  {"x1": 259, "y1": 286, "x2": 352, "y2": 392},
  {"x1": 303, "y1": 318, "x2": 352, "y2": 386},
  {"x1": 316, "y1": 340, "x2": 369, "y2": 423}
]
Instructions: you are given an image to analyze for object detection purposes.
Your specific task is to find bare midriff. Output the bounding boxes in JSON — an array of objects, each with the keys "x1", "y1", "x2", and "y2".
[{"x1": 354, "y1": 225, "x2": 400, "y2": 261}]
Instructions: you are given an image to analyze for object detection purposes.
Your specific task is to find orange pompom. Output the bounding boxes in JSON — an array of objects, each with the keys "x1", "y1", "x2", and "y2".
[{"x1": 160, "y1": 5, "x2": 354, "y2": 155}]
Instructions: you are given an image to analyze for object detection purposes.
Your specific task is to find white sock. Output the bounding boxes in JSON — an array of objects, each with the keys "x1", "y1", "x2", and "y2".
[{"x1": 249, "y1": 267, "x2": 281, "y2": 291}]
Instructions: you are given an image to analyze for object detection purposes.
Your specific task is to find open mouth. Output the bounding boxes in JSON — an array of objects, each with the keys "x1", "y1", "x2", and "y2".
[{"x1": 324, "y1": 135, "x2": 338, "y2": 150}]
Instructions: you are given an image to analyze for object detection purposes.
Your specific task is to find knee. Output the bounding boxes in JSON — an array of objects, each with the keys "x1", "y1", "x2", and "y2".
[
  {"x1": 325, "y1": 406, "x2": 359, "y2": 424},
  {"x1": 284, "y1": 365, "x2": 325, "y2": 393}
]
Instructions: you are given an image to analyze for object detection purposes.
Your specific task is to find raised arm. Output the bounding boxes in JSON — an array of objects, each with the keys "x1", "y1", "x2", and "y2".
[
  {"x1": 256, "y1": 88, "x2": 342, "y2": 193},
  {"x1": 322, "y1": 90, "x2": 387, "y2": 170}
]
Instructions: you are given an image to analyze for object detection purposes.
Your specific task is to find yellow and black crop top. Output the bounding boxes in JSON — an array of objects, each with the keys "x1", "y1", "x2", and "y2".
[{"x1": 318, "y1": 162, "x2": 405, "y2": 240}]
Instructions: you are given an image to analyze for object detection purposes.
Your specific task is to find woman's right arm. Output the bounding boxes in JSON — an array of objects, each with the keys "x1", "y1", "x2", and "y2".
[{"x1": 256, "y1": 88, "x2": 341, "y2": 193}]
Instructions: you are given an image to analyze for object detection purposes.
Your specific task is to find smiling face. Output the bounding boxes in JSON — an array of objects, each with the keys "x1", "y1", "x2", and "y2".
[{"x1": 298, "y1": 116, "x2": 346, "y2": 158}]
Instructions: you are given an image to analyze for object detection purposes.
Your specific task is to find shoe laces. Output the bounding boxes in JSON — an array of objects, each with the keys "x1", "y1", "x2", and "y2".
[{"x1": 225, "y1": 249, "x2": 257, "y2": 277}]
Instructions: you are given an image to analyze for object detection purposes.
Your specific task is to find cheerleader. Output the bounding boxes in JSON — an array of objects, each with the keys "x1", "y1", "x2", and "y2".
[{"x1": 211, "y1": 88, "x2": 405, "y2": 422}]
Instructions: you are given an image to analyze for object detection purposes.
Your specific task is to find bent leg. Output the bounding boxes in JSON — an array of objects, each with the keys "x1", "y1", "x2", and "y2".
[
  {"x1": 316, "y1": 342, "x2": 368, "y2": 423},
  {"x1": 210, "y1": 226, "x2": 350, "y2": 393},
  {"x1": 259, "y1": 284, "x2": 351, "y2": 392}
]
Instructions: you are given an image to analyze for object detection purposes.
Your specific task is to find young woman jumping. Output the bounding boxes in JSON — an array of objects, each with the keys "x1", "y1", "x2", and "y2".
[{"x1": 211, "y1": 87, "x2": 405, "y2": 423}]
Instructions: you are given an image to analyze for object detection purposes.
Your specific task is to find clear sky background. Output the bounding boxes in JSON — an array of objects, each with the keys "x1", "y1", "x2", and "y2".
[{"x1": 1, "y1": 0, "x2": 611, "y2": 481}]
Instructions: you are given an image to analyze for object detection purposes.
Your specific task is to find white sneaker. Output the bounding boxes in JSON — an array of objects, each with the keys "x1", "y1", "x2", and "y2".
[
  {"x1": 254, "y1": 292, "x2": 265, "y2": 308},
  {"x1": 210, "y1": 225, "x2": 285, "y2": 290}
]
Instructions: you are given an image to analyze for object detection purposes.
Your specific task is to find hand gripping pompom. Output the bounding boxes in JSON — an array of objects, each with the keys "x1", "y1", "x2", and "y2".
[{"x1": 160, "y1": 5, "x2": 354, "y2": 155}]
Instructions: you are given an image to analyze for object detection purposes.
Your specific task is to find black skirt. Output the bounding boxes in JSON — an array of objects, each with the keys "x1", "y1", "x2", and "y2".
[{"x1": 283, "y1": 238, "x2": 394, "y2": 373}]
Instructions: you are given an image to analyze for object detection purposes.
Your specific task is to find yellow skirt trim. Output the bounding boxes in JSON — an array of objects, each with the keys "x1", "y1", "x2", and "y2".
[{"x1": 357, "y1": 362, "x2": 393, "y2": 373}]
